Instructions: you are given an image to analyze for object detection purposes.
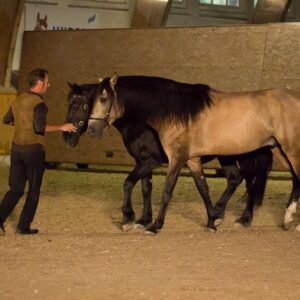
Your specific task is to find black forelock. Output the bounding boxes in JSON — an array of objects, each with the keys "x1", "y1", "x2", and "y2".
[
  {"x1": 102, "y1": 75, "x2": 212, "y2": 126},
  {"x1": 68, "y1": 83, "x2": 99, "y2": 107},
  {"x1": 66, "y1": 83, "x2": 100, "y2": 135}
]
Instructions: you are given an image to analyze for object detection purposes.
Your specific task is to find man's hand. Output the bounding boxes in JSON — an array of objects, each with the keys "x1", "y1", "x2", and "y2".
[
  {"x1": 61, "y1": 123, "x2": 77, "y2": 133},
  {"x1": 45, "y1": 123, "x2": 77, "y2": 133}
]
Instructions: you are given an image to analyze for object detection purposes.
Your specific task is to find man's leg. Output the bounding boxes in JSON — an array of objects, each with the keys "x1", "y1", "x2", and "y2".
[
  {"x1": 0, "y1": 150, "x2": 27, "y2": 235},
  {"x1": 17, "y1": 150, "x2": 45, "y2": 233}
]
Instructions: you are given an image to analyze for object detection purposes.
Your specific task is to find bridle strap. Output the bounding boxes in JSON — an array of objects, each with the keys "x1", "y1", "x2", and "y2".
[{"x1": 88, "y1": 115, "x2": 110, "y2": 127}]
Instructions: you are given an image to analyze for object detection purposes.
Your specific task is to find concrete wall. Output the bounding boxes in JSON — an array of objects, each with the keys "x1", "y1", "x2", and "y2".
[{"x1": 14, "y1": 23, "x2": 300, "y2": 168}]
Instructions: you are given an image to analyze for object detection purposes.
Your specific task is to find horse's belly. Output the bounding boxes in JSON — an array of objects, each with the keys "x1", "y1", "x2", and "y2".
[{"x1": 189, "y1": 119, "x2": 274, "y2": 156}]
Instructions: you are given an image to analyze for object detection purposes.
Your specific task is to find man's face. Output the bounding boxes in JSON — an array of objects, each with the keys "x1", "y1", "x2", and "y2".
[
  {"x1": 41, "y1": 74, "x2": 50, "y2": 94},
  {"x1": 35, "y1": 74, "x2": 50, "y2": 95}
]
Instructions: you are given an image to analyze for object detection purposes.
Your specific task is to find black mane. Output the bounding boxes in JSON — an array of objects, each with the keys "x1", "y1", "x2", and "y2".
[{"x1": 102, "y1": 76, "x2": 212, "y2": 126}]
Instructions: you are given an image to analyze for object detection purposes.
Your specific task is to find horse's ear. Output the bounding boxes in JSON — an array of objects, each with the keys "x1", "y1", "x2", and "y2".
[
  {"x1": 67, "y1": 81, "x2": 75, "y2": 89},
  {"x1": 45, "y1": 15, "x2": 47, "y2": 21},
  {"x1": 94, "y1": 74, "x2": 103, "y2": 82},
  {"x1": 110, "y1": 72, "x2": 118, "y2": 90},
  {"x1": 37, "y1": 12, "x2": 40, "y2": 21}
]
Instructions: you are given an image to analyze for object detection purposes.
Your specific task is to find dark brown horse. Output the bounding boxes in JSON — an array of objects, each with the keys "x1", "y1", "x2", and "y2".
[{"x1": 87, "y1": 74, "x2": 300, "y2": 234}]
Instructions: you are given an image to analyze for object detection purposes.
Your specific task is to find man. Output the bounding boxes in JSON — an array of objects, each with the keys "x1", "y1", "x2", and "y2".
[{"x1": 0, "y1": 68, "x2": 76, "y2": 235}]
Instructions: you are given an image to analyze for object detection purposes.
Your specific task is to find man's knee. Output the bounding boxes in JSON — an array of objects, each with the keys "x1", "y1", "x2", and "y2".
[{"x1": 8, "y1": 189, "x2": 24, "y2": 199}]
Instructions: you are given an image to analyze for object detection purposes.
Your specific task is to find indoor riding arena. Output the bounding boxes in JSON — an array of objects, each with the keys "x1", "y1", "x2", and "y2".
[{"x1": 0, "y1": 1, "x2": 300, "y2": 300}]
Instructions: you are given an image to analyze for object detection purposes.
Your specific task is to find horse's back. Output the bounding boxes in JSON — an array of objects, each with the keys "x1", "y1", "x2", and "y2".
[{"x1": 187, "y1": 88, "x2": 300, "y2": 156}]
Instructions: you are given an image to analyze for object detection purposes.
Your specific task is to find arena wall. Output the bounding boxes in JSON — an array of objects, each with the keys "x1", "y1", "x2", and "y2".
[
  {"x1": 0, "y1": 88, "x2": 16, "y2": 155},
  {"x1": 13, "y1": 23, "x2": 300, "y2": 169}
]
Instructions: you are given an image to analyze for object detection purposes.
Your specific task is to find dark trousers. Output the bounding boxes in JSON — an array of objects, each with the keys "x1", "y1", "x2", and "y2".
[{"x1": 0, "y1": 148, "x2": 45, "y2": 229}]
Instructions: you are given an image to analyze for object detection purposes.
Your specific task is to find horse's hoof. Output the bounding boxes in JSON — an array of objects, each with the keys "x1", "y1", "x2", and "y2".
[
  {"x1": 235, "y1": 216, "x2": 251, "y2": 228},
  {"x1": 144, "y1": 230, "x2": 156, "y2": 236},
  {"x1": 133, "y1": 223, "x2": 146, "y2": 231},
  {"x1": 206, "y1": 227, "x2": 217, "y2": 233},
  {"x1": 295, "y1": 224, "x2": 300, "y2": 233},
  {"x1": 122, "y1": 223, "x2": 134, "y2": 232},
  {"x1": 214, "y1": 218, "x2": 223, "y2": 227},
  {"x1": 282, "y1": 223, "x2": 290, "y2": 231},
  {"x1": 144, "y1": 224, "x2": 158, "y2": 236},
  {"x1": 233, "y1": 222, "x2": 243, "y2": 229}
]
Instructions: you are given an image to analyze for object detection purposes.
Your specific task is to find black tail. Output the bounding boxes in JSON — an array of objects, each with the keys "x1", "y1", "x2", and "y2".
[{"x1": 239, "y1": 147, "x2": 273, "y2": 207}]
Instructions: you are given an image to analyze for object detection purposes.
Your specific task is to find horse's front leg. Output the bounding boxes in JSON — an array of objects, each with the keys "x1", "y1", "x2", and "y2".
[
  {"x1": 186, "y1": 157, "x2": 217, "y2": 231},
  {"x1": 145, "y1": 160, "x2": 183, "y2": 235},
  {"x1": 135, "y1": 175, "x2": 153, "y2": 229},
  {"x1": 122, "y1": 164, "x2": 155, "y2": 231},
  {"x1": 121, "y1": 168, "x2": 138, "y2": 231}
]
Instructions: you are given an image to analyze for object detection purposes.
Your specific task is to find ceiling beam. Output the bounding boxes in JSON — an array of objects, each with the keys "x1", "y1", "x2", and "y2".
[
  {"x1": 251, "y1": 0, "x2": 292, "y2": 24},
  {"x1": 131, "y1": 0, "x2": 173, "y2": 28}
]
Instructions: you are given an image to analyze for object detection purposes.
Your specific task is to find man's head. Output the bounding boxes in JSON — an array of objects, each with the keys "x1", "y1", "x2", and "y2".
[{"x1": 28, "y1": 68, "x2": 49, "y2": 95}]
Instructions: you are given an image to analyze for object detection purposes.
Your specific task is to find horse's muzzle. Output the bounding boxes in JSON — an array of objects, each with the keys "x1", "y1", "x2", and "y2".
[
  {"x1": 87, "y1": 119, "x2": 107, "y2": 139},
  {"x1": 63, "y1": 132, "x2": 79, "y2": 147},
  {"x1": 87, "y1": 127, "x2": 95, "y2": 137}
]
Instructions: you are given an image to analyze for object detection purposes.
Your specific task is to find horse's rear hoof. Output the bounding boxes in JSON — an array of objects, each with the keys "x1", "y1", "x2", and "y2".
[{"x1": 122, "y1": 223, "x2": 134, "y2": 232}]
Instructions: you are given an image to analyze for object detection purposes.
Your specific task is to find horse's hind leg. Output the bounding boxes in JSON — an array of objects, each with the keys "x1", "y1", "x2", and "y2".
[
  {"x1": 213, "y1": 162, "x2": 242, "y2": 225},
  {"x1": 236, "y1": 147, "x2": 272, "y2": 226},
  {"x1": 283, "y1": 174, "x2": 300, "y2": 230},
  {"x1": 236, "y1": 170, "x2": 268, "y2": 227},
  {"x1": 279, "y1": 152, "x2": 300, "y2": 231}
]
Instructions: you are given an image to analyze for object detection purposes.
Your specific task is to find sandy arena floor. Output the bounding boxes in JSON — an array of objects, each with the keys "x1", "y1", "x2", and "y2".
[{"x1": 0, "y1": 164, "x2": 299, "y2": 300}]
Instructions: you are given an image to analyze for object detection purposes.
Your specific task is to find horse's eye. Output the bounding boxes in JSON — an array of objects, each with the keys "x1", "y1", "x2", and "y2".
[
  {"x1": 83, "y1": 104, "x2": 88, "y2": 110},
  {"x1": 99, "y1": 95, "x2": 107, "y2": 102},
  {"x1": 79, "y1": 121, "x2": 84, "y2": 127}
]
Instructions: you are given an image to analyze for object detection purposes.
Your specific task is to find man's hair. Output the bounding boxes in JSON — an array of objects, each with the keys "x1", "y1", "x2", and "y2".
[{"x1": 28, "y1": 68, "x2": 48, "y2": 88}]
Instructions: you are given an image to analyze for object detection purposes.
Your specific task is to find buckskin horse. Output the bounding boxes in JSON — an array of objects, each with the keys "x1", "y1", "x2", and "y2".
[
  {"x1": 87, "y1": 73, "x2": 300, "y2": 235},
  {"x1": 63, "y1": 82, "x2": 273, "y2": 232}
]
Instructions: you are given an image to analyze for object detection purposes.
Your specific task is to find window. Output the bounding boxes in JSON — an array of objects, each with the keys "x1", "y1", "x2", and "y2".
[{"x1": 199, "y1": 0, "x2": 239, "y2": 7}]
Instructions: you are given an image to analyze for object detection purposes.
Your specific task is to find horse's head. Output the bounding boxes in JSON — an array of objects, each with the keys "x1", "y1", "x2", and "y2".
[
  {"x1": 64, "y1": 82, "x2": 96, "y2": 147},
  {"x1": 34, "y1": 12, "x2": 48, "y2": 31},
  {"x1": 87, "y1": 73, "x2": 120, "y2": 139}
]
